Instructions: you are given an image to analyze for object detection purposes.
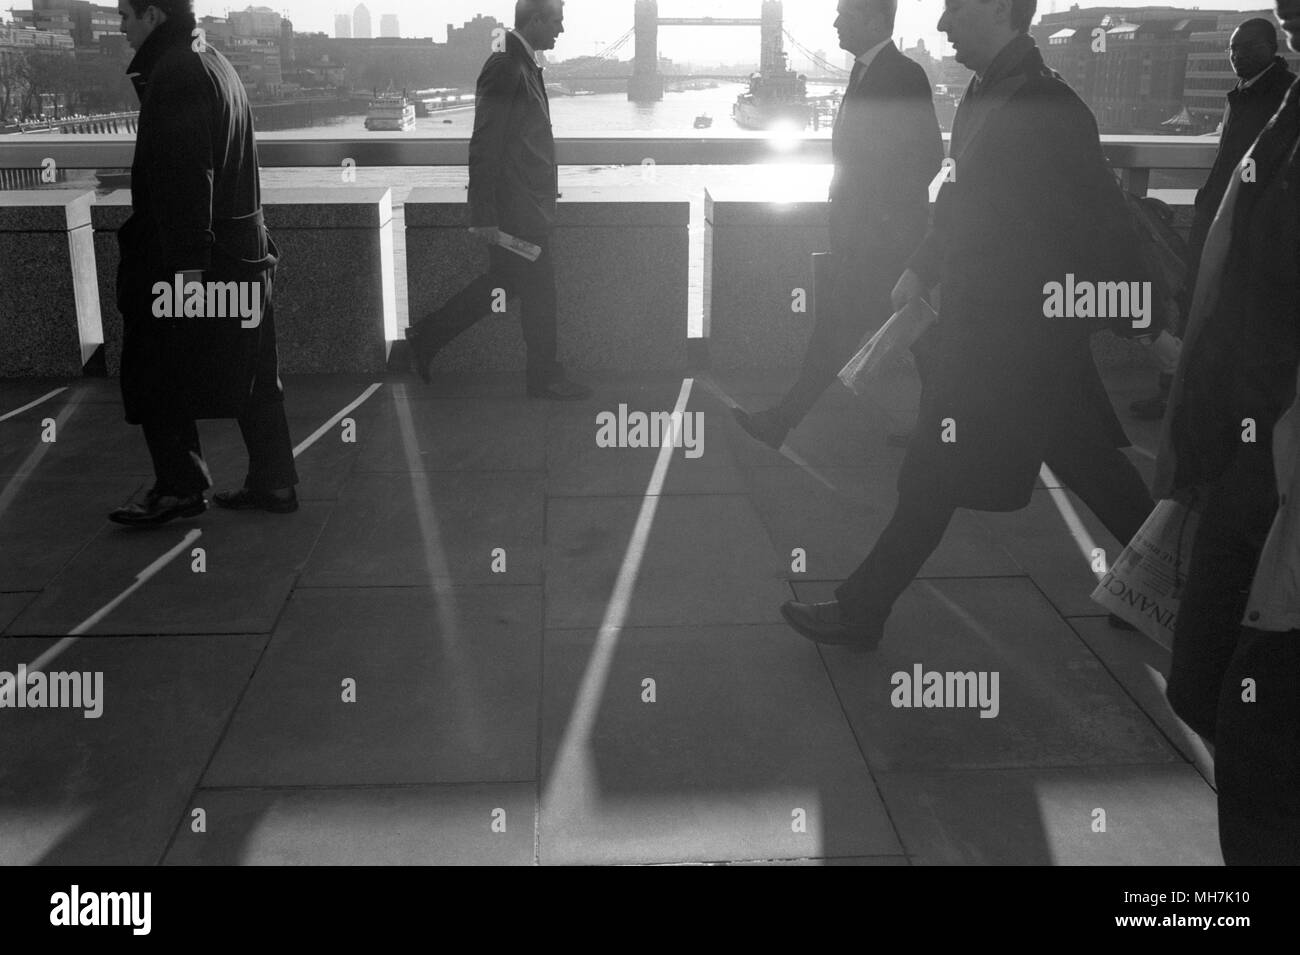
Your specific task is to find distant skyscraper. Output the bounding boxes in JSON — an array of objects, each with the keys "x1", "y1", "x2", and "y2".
[
  {"x1": 353, "y1": 3, "x2": 372, "y2": 40},
  {"x1": 334, "y1": 13, "x2": 351, "y2": 39},
  {"x1": 380, "y1": 14, "x2": 399, "y2": 38}
]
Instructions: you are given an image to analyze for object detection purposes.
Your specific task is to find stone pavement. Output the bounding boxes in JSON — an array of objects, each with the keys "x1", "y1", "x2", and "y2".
[{"x1": 0, "y1": 363, "x2": 1223, "y2": 865}]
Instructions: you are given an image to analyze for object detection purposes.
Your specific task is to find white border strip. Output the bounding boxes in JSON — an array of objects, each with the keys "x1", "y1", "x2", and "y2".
[
  {"x1": 293, "y1": 383, "x2": 383, "y2": 458},
  {"x1": 0, "y1": 388, "x2": 68, "y2": 424}
]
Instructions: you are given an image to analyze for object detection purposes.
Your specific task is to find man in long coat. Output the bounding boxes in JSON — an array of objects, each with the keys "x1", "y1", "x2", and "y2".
[
  {"x1": 110, "y1": 0, "x2": 297, "y2": 526},
  {"x1": 781, "y1": 0, "x2": 1154, "y2": 647}
]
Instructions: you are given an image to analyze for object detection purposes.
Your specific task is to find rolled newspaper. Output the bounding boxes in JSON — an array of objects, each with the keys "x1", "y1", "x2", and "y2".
[
  {"x1": 496, "y1": 231, "x2": 542, "y2": 262},
  {"x1": 837, "y1": 298, "x2": 938, "y2": 395}
]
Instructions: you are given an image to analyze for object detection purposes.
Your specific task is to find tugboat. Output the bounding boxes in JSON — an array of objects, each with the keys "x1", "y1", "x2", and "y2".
[
  {"x1": 732, "y1": 50, "x2": 809, "y2": 130},
  {"x1": 365, "y1": 89, "x2": 416, "y2": 132}
]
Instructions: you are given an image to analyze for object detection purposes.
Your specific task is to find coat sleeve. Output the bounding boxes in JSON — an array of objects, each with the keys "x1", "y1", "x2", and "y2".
[
  {"x1": 146, "y1": 54, "x2": 216, "y2": 273},
  {"x1": 468, "y1": 56, "x2": 518, "y2": 228}
]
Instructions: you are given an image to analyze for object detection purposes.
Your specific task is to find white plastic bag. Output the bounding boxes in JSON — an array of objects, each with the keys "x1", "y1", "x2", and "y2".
[{"x1": 837, "y1": 298, "x2": 937, "y2": 396}]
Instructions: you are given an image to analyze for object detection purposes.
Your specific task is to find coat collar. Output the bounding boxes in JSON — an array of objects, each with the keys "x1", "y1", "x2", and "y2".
[
  {"x1": 126, "y1": 16, "x2": 196, "y2": 85},
  {"x1": 972, "y1": 33, "x2": 1039, "y2": 93},
  {"x1": 507, "y1": 29, "x2": 543, "y2": 75}
]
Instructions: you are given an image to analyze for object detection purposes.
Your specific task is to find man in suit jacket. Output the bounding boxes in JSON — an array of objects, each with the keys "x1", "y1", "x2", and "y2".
[
  {"x1": 407, "y1": 0, "x2": 589, "y2": 401},
  {"x1": 781, "y1": 0, "x2": 1154, "y2": 648},
  {"x1": 110, "y1": 0, "x2": 297, "y2": 526},
  {"x1": 734, "y1": 0, "x2": 943, "y2": 450}
]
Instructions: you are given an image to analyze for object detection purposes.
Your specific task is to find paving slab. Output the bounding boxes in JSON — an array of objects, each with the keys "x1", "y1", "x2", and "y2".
[
  {"x1": 815, "y1": 577, "x2": 1182, "y2": 772},
  {"x1": 0, "y1": 477, "x2": 130, "y2": 594},
  {"x1": 876, "y1": 765, "x2": 1222, "y2": 865},
  {"x1": 975, "y1": 488, "x2": 1137, "y2": 618},
  {"x1": 0, "y1": 634, "x2": 265, "y2": 865},
  {"x1": 539, "y1": 625, "x2": 902, "y2": 865},
  {"x1": 203, "y1": 586, "x2": 542, "y2": 787},
  {"x1": 352, "y1": 395, "x2": 548, "y2": 473},
  {"x1": 301, "y1": 470, "x2": 545, "y2": 588},
  {"x1": 163, "y1": 783, "x2": 534, "y2": 865},
  {"x1": 547, "y1": 399, "x2": 745, "y2": 497},
  {"x1": 1068, "y1": 617, "x2": 1214, "y2": 783},
  {"x1": 10, "y1": 504, "x2": 330, "y2": 636},
  {"x1": 749, "y1": 466, "x2": 1021, "y2": 580},
  {"x1": 0, "y1": 593, "x2": 35, "y2": 632},
  {"x1": 544, "y1": 494, "x2": 787, "y2": 629}
]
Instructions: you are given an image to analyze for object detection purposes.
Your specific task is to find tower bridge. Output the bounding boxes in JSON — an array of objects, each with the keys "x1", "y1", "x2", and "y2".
[{"x1": 629, "y1": 0, "x2": 791, "y2": 102}]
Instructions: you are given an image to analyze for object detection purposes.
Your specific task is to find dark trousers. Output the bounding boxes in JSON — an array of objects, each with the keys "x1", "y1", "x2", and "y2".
[
  {"x1": 143, "y1": 399, "x2": 297, "y2": 497},
  {"x1": 1216, "y1": 627, "x2": 1300, "y2": 865},
  {"x1": 835, "y1": 428, "x2": 1154, "y2": 626},
  {"x1": 140, "y1": 306, "x2": 298, "y2": 497},
  {"x1": 1166, "y1": 443, "x2": 1278, "y2": 743},
  {"x1": 777, "y1": 251, "x2": 896, "y2": 427},
  {"x1": 411, "y1": 237, "x2": 560, "y2": 387}
]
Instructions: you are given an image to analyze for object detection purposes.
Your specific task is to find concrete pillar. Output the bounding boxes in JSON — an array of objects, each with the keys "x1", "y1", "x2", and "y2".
[
  {"x1": 261, "y1": 187, "x2": 397, "y2": 373},
  {"x1": 404, "y1": 186, "x2": 689, "y2": 373},
  {"x1": 0, "y1": 191, "x2": 102, "y2": 377},
  {"x1": 703, "y1": 186, "x2": 829, "y2": 370},
  {"x1": 89, "y1": 190, "x2": 134, "y2": 376}
]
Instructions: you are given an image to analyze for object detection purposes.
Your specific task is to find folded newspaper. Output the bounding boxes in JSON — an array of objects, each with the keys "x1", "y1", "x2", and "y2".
[
  {"x1": 1090, "y1": 499, "x2": 1199, "y2": 648},
  {"x1": 837, "y1": 298, "x2": 938, "y2": 395},
  {"x1": 496, "y1": 231, "x2": 542, "y2": 262}
]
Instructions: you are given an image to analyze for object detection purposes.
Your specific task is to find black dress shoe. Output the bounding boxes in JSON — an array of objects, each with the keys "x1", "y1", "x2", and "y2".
[
  {"x1": 733, "y1": 407, "x2": 789, "y2": 450},
  {"x1": 527, "y1": 377, "x2": 592, "y2": 401},
  {"x1": 109, "y1": 489, "x2": 207, "y2": 527},
  {"x1": 780, "y1": 599, "x2": 883, "y2": 649},
  {"x1": 213, "y1": 486, "x2": 299, "y2": 514}
]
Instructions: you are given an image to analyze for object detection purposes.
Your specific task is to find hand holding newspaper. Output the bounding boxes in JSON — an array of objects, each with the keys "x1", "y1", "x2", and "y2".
[{"x1": 837, "y1": 297, "x2": 938, "y2": 395}]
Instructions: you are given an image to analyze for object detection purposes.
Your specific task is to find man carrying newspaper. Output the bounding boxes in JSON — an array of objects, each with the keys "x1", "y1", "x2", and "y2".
[{"x1": 780, "y1": 0, "x2": 1154, "y2": 649}]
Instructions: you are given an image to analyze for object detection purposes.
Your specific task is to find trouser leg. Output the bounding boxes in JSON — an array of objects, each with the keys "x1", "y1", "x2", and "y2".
[
  {"x1": 779, "y1": 256, "x2": 891, "y2": 427},
  {"x1": 516, "y1": 240, "x2": 560, "y2": 387},
  {"x1": 1165, "y1": 446, "x2": 1277, "y2": 742},
  {"x1": 238, "y1": 299, "x2": 298, "y2": 492},
  {"x1": 410, "y1": 260, "x2": 514, "y2": 351},
  {"x1": 834, "y1": 485, "x2": 957, "y2": 627},
  {"x1": 141, "y1": 417, "x2": 211, "y2": 496},
  {"x1": 1042, "y1": 441, "x2": 1154, "y2": 549},
  {"x1": 1215, "y1": 627, "x2": 1300, "y2": 864}
]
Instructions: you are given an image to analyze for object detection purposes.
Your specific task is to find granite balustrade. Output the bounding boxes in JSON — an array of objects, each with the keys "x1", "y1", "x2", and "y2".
[
  {"x1": 403, "y1": 185, "x2": 689, "y2": 375},
  {"x1": 0, "y1": 190, "x2": 101, "y2": 377}
]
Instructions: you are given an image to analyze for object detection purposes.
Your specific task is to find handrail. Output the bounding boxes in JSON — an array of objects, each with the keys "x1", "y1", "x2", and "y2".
[{"x1": 0, "y1": 135, "x2": 1221, "y2": 171}]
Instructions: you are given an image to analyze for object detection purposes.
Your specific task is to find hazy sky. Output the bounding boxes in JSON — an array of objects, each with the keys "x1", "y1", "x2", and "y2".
[{"x1": 194, "y1": 1, "x2": 1282, "y2": 64}]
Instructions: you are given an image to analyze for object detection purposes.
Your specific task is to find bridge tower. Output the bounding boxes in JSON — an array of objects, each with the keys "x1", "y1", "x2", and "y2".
[
  {"x1": 629, "y1": 0, "x2": 664, "y2": 102},
  {"x1": 760, "y1": 0, "x2": 786, "y2": 74}
]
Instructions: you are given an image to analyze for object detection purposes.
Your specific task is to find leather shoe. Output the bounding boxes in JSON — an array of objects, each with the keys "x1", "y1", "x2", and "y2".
[
  {"x1": 213, "y1": 486, "x2": 299, "y2": 514},
  {"x1": 780, "y1": 599, "x2": 883, "y2": 649},
  {"x1": 733, "y1": 407, "x2": 789, "y2": 450},
  {"x1": 109, "y1": 488, "x2": 207, "y2": 527},
  {"x1": 527, "y1": 377, "x2": 592, "y2": 401}
]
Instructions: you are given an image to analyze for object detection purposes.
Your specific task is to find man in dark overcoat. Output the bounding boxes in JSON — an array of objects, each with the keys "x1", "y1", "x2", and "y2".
[
  {"x1": 110, "y1": 0, "x2": 297, "y2": 525},
  {"x1": 781, "y1": 0, "x2": 1154, "y2": 647}
]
